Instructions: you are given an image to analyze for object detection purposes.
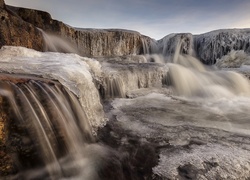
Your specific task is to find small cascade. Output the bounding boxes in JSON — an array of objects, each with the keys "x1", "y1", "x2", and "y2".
[
  {"x1": 39, "y1": 29, "x2": 79, "y2": 54},
  {"x1": 158, "y1": 33, "x2": 193, "y2": 58},
  {"x1": 144, "y1": 54, "x2": 165, "y2": 64},
  {"x1": 149, "y1": 40, "x2": 160, "y2": 54},
  {"x1": 141, "y1": 38, "x2": 150, "y2": 54},
  {"x1": 0, "y1": 46, "x2": 150, "y2": 179},
  {"x1": 141, "y1": 38, "x2": 160, "y2": 55},
  {"x1": 101, "y1": 74, "x2": 126, "y2": 99},
  {"x1": 0, "y1": 77, "x2": 99, "y2": 179},
  {"x1": 100, "y1": 62, "x2": 169, "y2": 99}
]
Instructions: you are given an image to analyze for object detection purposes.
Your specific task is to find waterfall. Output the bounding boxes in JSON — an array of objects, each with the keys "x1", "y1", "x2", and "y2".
[
  {"x1": 141, "y1": 38, "x2": 150, "y2": 54},
  {"x1": 141, "y1": 38, "x2": 160, "y2": 55},
  {"x1": 39, "y1": 29, "x2": 79, "y2": 54},
  {"x1": 100, "y1": 62, "x2": 169, "y2": 99},
  {"x1": 0, "y1": 76, "x2": 101, "y2": 178},
  {"x1": 167, "y1": 36, "x2": 250, "y2": 98}
]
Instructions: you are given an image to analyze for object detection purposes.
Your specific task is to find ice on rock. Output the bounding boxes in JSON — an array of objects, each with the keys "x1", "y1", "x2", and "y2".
[
  {"x1": 0, "y1": 46, "x2": 106, "y2": 131},
  {"x1": 194, "y1": 29, "x2": 250, "y2": 64}
]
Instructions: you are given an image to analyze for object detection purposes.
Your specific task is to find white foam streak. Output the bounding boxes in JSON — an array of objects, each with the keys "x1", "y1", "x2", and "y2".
[{"x1": 41, "y1": 30, "x2": 79, "y2": 54}]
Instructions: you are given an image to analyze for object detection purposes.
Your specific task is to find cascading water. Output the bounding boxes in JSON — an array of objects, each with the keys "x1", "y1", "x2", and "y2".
[
  {"x1": 163, "y1": 35, "x2": 250, "y2": 134},
  {"x1": 168, "y1": 35, "x2": 250, "y2": 98},
  {"x1": 40, "y1": 29, "x2": 79, "y2": 54},
  {"x1": 99, "y1": 62, "x2": 169, "y2": 99},
  {"x1": 0, "y1": 77, "x2": 97, "y2": 179}
]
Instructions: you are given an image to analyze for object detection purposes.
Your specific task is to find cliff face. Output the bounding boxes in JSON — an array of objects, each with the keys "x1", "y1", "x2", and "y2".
[
  {"x1": 0, "y1": 2, "x2": 44, "y2": 51},
  {"x1": 75, "y1": 29, "x2": 145, "y2": 57},
  {"x1": 7, "y1": 5, "x2": 155, "y2": 57}
]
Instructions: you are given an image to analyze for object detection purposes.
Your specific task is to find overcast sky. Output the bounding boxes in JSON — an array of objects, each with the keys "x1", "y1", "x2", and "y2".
[{"x1": 5, "y1": 0, "x2": 250, "y2": 40}]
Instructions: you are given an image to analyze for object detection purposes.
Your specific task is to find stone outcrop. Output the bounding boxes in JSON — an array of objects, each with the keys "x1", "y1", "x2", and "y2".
[{"x1": 0, "y1": 1, "x2": 44, "y2": 51}]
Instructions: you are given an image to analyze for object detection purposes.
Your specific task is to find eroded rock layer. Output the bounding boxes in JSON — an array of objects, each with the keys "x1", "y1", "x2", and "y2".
[
  {"x1": 0, "y1": 1, "x2": 43, "y2": 51},
  {"x1": 7, "y1": 5, "x2": 156, "y2": 57}
]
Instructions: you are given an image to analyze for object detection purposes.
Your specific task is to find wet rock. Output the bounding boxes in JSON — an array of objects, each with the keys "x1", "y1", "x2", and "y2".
[
  {"x1": 0, "y1": 97, "x2": 16, "y2": 176},
  {"x1": 0, "y1": 0, "x2": 4, "y2": 9},
  {"x1": 97, "y1": 105, "x2": 159, "y2": 180},
  {"x1": 75, "y1": 28, "x2": 150, "y2": 57}
]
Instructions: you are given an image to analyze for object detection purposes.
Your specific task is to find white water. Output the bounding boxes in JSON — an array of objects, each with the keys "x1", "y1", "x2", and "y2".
[
  {"x1": 40, "y1": 30, "x2": 79, "y2": 54},
  {"x1": 168, "y1": 36, "x2": 250, "y2": 99},
  {"x1": 106, "y1": 34, "x2": 250, "y2": 136},
  {"x1": 100, "y1": 62, "x2": 168, "y2": 98},
  {"x1": 0, "y1": 80, "x2": 99, "y2": 179}
]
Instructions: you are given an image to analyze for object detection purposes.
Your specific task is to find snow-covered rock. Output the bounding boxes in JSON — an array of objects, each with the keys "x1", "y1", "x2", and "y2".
[{"x1": 194, "y1": 29, "x2": 250, "y2": 64}]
